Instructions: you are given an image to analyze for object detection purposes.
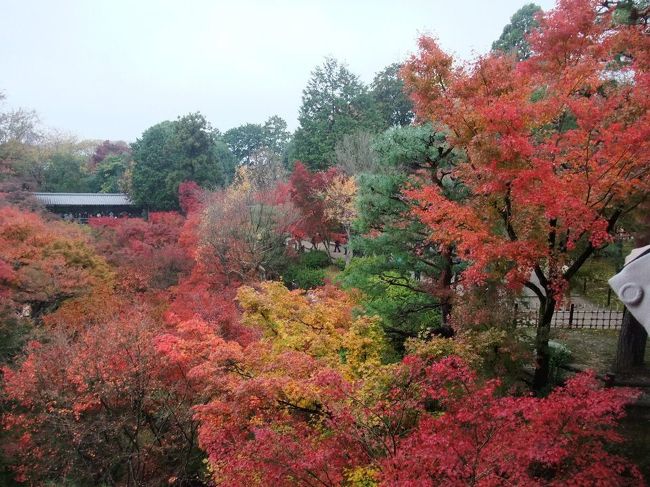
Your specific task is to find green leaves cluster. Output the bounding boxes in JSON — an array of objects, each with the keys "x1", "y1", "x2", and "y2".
[
  {"x1": 339, "y1": 124, "x2": 463, "y2": 348},
  {"x1": 291, "y1": 57, "x2": 414, "y2": 171},
  {"x1": 130, "y1": 113, "x2": 234, "y2": 210},
  {"x1": 283, "y1": 250, "x2": 330, "y2": 290},
  {"x1": 492, "y1": 3, "x2": 542, "y2": 61},
  {"x1": 370, "y1": 63, "x2": 414, "y2": 128},
  {"x1": 223, "y1": 115, "x2": 291, "y2": 166}
]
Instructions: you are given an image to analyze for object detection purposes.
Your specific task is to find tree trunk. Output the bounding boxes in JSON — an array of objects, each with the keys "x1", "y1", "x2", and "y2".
[
  {"x1": 615, "y1": 308, "x2": 647, "y2": 372},
  {"x1": 323, "y1": 238, "x2": 332, "y2": 259},
  {"x1": 440, "y1": 301, "x2": 452, "y2": 327},
  {"x1": 533, "y1": 297, "x2": 555, "y2": 392},
  {"x1": 344, "y1": 226, "x2": 353, "y2": 266},
  {"x1": 438, "y1": 246, "x2": 454, "y2": 326}
]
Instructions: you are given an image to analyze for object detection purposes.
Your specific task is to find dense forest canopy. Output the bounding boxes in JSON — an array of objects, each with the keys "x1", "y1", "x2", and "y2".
[{"x1": 1, "y1": 1, "x2": 649, "y2": 485}]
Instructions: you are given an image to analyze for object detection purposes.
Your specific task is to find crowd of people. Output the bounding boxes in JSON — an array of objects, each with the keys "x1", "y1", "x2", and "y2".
[{"x1": 59, "y1": 210, "x2": 137, "y2": 223}]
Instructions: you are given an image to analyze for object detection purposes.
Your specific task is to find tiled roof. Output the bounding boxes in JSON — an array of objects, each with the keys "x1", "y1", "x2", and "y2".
[{"x1": 33, "y1": 193, "x2": 134, "y2": 206}]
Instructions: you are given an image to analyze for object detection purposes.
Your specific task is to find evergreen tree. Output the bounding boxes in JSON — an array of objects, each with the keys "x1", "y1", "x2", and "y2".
[
  {"x1": 371, "y1": 63, "x2": 414, "y2": 128},
  {"x1": 130, "y1": 113, "x2": 229, "y2": 210},
  {"x1": 291, "y1": 57, "x2": 381, "y2": 170},
  {"x1": 340, "y1": 124, "x2": 462, "y2": 348},
  {"x1": 492, "y1": 3, "x2": 542, "y2": 60},
  {"x1": 224, "y1": 116, "x2": 291, "y2": 165}
]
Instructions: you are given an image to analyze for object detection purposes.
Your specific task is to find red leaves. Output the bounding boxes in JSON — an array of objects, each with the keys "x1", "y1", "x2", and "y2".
[
  {"x1": 288, "y1": 161, "x2": 341, "y2": 242},
  {"x1": 2, "y1": 306, "x2": 201, "y2": 485},
  {"x1": 0, "y1": 206, "x2": 111, "y2": 316},
  {"x1": 382, "y1": 358, "x2": 641, "y2": 486},
  {"x1": 178, "y1": 180, "x2": 203, "y2": 214},
  {"x1": 3, "y1": 7, "x2": 648, "y2": 480},
  {"x1": 401, "y1": 1, "x2": 650, "y2": 298},
  {"x1": 400, "y1": 36, "x2": 455, "y2": 124},
  {"x1": 0, "y1": 199, "x2": 643, "y2": 485},
  {"x1": 155, "y1": 278, "x2": 642, "y2": 485},
  {"x1": 89, "y1": 212, "x2": 191, "y2": 291},
  {"x1": 174, "y1": 333, "x2": 640, "y2": 486}
]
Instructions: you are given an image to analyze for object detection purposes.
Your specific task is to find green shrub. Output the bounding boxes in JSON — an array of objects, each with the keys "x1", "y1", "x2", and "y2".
[
  {"x1": 333, "y1": 257, "x2": 346, "y2": 271},
  {"x1": 300, "y1": 250, "x2": 331, "y2": 269},
  {"x1": 283, "y1": 265, "x2": 326, "y2": 289}
]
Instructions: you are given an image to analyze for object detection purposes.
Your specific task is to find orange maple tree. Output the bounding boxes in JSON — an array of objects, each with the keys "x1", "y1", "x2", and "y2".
[
  {"x1": 3, "y1": 306, "x2": 203, "y2": 485},
  {"x1": 402, "y1": 0, "x2": 650, "y2": 389},
  {"x1": 0, "y1": 206, "x2": 111, "y2": 319}
]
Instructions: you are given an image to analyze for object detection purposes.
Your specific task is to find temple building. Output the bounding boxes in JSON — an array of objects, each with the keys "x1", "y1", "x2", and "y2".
[{"x1": 33, "y1": 192, "x2": 142, "y2": 222}]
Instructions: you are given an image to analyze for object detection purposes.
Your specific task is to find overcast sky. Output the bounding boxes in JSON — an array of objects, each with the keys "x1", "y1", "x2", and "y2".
[{"x1": 1, "y1": 0, "x2": 556, "y2": 142}]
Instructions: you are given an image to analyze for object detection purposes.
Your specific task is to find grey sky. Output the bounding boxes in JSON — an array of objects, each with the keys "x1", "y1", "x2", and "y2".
[{"x1": 1, "y1": 0, "x2": 556, "y2": 142}]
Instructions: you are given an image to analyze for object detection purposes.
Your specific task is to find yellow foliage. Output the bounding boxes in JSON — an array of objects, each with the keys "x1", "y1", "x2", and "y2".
[
  {"x1": 345, "y1": 466, "x2": 380, "y2": 486},
  {"x1": 404, "y1": 328, "x2": 510, "y2": 369},
  {"x1": 237, "y1": 281, "x2": 387, "y2": 379},
  {"x1": 321, "y1": 175, "x2": 357, "y2": 228},
  {"x1": 232, "y1": 165, "x2": 254, "y2": 194}
]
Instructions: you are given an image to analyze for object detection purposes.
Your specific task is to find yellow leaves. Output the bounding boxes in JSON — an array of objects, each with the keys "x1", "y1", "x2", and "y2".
[
  {"x1": 231, "y1": 165, "x2": 254, "y2": 196},
  {"x1": 320, "y1": 174, "x2": 358, "y2": 227},
  {"x1": 345, "y1": 466, "x2": 380, "y2": 487},
  {"x1": 405, "y1": 334, "x2": 479, "y2": 366},
  {"x1": 279, "y1": 380, "x2": 322, "y2": 412},
  {"x1": 404, "y1": 328, "x2": 510, "y2": 369},
  {"x1": 201, "y1": 166, "x2": 255, "y2": 222},
  {"x1": 47, "y1": 237, "x2": 114, "y2": 287},
  {"x1": 341, "y1": 315, "x2": 386, "y2": 378},
  {"x1": 237, "y1": 281, "x2": 387, "y2": 379}
]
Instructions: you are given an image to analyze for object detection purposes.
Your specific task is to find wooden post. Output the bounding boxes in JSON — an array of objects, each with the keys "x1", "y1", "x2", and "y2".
[{"x1": 568, "y1": 303, "x2": 575, "y2": 328}]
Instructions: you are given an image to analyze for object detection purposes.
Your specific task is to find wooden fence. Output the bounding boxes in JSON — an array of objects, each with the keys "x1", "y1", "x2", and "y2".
[{"x1": 514, "y1": 302, "x2": 624, "y2": 330}]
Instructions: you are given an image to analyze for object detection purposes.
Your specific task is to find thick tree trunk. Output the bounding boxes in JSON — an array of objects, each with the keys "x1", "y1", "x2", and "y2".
[
  {"x1": 533, "y1": 297, "x2": 555, "y2": 392},
  {"x1": 615, "y1": 309, "x2": 647, "y2": 372}
]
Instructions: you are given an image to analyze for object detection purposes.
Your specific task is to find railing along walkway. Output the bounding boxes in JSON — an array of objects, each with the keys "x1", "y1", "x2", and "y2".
[{"x1": 514, "y1": 301, "x2": 624, "y2": 330}]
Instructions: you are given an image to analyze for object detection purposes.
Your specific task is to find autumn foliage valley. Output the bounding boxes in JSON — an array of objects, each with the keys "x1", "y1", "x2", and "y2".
[{"x1": 1, "y1": 0, "x2": 650, "y2": 485}]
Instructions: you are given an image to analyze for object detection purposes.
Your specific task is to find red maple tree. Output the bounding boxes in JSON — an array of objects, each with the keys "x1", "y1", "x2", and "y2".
[
  {"x1": 288, "y1": 162, "x2": 341, "y2": 248},
  {"x1": 155, "y1": 282, "x2": 641, "y2": 485},
  {"x1": 89, "y1": 212, "x2": 191, "y2": 292},
  {"x1": 2, "y1": 306, "x2": 203, "y2": 485},
  {"x1": 402, "y1": 0, "x2": 650, "y2": 389}
]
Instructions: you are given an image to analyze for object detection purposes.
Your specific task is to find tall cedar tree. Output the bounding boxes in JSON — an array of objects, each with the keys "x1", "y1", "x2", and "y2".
[
  {"x1": 370, "y1": 63, "x2": 415, "y2": 127},
  {"x1": 291, "y1": 58, "x2": 381, "y2": 170}
]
